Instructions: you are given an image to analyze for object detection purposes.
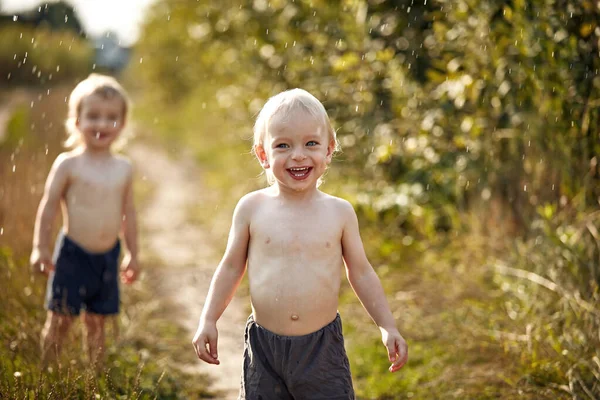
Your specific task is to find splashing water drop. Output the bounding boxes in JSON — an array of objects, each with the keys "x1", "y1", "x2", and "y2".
[{"x1": 96, "y1": 132, "x2": 100, "y2": 139}]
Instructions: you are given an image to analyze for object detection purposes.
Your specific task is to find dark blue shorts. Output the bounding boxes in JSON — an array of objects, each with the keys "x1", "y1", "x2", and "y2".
[{"x1": 45, "y1": 234, "x2": 121, "y2": 315}]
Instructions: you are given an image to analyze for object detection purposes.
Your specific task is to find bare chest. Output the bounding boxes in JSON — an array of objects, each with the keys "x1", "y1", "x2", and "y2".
[
  {"x1": 250, "y1": 210, "x2": 343, "y2": 257},
  {"x1": 65, "y1": 167, "x2": 127, "y2": 206}
]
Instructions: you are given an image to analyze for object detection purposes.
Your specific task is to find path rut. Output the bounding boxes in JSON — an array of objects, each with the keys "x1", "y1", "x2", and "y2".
[{"x1": 128, "y1": 142, "x2": 245, "y2": 399}]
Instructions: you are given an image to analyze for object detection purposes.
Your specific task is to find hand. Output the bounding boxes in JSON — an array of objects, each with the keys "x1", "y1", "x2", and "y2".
[
  {"x1": 381, "y1": 327, "x2": 408, "y2": 373},
  {"x1": 120, "y1": 254, "x2": 139, "y2": 285},
  {"x1": 30, "y1": 248, "x2": 54, "y2": 275},
  {"x1": 192, "y1": 320, "x2": 220, "y2": 365}
]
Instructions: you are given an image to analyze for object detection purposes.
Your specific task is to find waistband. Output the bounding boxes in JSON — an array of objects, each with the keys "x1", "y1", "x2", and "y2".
[
  {"x1": 59, "y1": 232, "x2": 121, "y2": 257},
  {"x1": 247, "y1": 312, "x2": 342, "y2": 340}
]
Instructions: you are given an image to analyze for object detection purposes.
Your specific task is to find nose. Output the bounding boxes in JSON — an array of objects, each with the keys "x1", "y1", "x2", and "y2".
[
  {"x1": 97, "y1": 118, "x2": 110, "y2": 129},
  {"x1": 291, "y1": 148, "x2": 306, "y2": 161},
  {"x1": 99, "y1": 118, "x2": 116, "y2": 129}
]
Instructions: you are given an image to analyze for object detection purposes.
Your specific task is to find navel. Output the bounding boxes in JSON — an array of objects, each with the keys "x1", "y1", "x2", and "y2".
[
  {"x1": 265, "y1": 237, "x2": 271, "y2": 244},
  {"x1": 290, "y1": 314, "x2": 299, "y2": 321}
]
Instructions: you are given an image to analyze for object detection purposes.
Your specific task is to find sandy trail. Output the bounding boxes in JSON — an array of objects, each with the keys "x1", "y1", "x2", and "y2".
[{"x1": 128, "y1": 142, "x2": 246, "y2": 399}]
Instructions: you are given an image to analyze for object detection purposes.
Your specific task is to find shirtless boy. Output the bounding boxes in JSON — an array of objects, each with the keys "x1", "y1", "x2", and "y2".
[
  {"x1": 192, "y1": 88, "x2": 408, "y2": 399},
  {"x1": 30, "y1": 73, "x2": 139, "y2": 368}
]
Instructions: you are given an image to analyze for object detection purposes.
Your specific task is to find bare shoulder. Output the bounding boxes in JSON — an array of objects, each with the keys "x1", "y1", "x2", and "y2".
[
  {"x1": 51, "y1": 150, "x2": 80, "y2": 172},
  {"x1": 113, "y1": 154, "x2": 134, "y2": 171},
  {"x1": 235, "y1": 188, "x2": 271, "y2": 216},
  {"x1": 320, "y1": 192, "x2": 356, "y2": 217}
]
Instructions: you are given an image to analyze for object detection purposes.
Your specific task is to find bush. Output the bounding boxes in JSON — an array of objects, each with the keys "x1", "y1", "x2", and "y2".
[{"x1": 0, "y1": 24, "x2": 93, "y2": 87}]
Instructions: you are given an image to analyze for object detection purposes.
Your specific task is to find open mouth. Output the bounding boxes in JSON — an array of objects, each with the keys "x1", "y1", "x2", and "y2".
[
  {"x1": 287, "y1": 166, "x2": 312, "y2": 179},
  {"x1": 95, "y1": 132, "x2": 109, "y2": 140}
]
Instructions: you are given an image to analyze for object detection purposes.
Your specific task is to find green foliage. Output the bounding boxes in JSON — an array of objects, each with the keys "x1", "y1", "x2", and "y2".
[
  {"x1": 2, "y1": 104, "x2": 30, "y2": 148},
  {"x1": 0, "y1": 24, "x2": 93, "y2": 86},
  {"x1": 133, "y1": 0, "x2": 600, "y2": 231}
]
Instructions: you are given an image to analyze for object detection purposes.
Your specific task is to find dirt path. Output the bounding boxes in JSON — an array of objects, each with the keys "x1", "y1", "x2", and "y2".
[{"x1": 127, "y1": 142, "x2": 246, "y2": 399}]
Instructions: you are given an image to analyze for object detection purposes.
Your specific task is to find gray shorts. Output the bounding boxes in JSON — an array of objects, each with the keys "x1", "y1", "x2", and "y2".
[{"x1": 239, "y1": 314, "x2": 355, "y2": 400}]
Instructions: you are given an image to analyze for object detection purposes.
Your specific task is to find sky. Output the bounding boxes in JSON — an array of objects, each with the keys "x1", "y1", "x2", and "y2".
[{"x1": 1, "y1": 0, "x2": 157, "y2": 45}]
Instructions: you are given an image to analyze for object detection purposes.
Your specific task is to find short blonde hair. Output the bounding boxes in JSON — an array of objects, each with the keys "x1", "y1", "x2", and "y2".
[
  {"x1": 253, "y1": 88, "x2": 340, "y2": 185},
  {"x1": 64, "y1": 73, "x2": 130, "y2": 148}
]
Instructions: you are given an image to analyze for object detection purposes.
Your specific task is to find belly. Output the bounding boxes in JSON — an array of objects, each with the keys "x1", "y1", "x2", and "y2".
[
  {"x1": 248, "y1": 261, "x2": 342, "y2": 336},
  {"x1": 64, "y1": 206, "x2": 122, "y2": 252}
]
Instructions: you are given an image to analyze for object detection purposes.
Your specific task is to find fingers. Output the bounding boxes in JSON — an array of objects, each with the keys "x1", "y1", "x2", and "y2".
[
  {"x1": 31, "y1": 257, "x2": 53, "y2": 275},
  {"x1": 388, "y1": 340, "x2": 408, "y2": 373},
  {"x1": 192, "y1": 335, "x2": 220, "y2": 365},
  {"x1": 39, "y1": 261, "x2": 55, "y2": 275},
  {"x1": 120, "y1": 268, "x2": 139, "y2": 285},
  {"x1": 208, "y1": 336, "x2": 219, "y2": 361}
]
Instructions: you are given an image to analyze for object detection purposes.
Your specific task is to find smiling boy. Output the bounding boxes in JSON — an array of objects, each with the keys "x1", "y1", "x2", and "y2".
[
  {"x1": 192, "y1": 88, "x2": 407, "y2": 399},
  {"x1": 31, "y1": 74, "x2": 139, "y2": 369}
]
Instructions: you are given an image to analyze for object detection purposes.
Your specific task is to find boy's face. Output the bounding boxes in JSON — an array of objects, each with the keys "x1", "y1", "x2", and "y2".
[
  {"x1": 76, "y1": 93, "x2": 125, "y2": 151},
  {"x1": 255, "y1": 109, "x2": 335, "y2": 192}
]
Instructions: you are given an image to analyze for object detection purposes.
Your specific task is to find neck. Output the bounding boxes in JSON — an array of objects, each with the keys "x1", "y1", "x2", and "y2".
[
  {"x1": 270, "y1": 183, "x2": 320, "y2": 202},
  {"x1": 80, "y1": 145, "x2": 113, "y2": 158}
]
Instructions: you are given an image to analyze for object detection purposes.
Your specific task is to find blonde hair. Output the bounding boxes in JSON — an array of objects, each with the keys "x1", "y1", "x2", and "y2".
[
  {"x1": 253, "y1": 88, "x2": 340, "y2": 185},
  {"x1": 64, "y1": 73, "x2": 130, "y2": 148}
]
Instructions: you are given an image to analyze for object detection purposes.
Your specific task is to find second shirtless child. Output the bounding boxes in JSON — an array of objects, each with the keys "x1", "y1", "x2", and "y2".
[
  {"x1": 192, "y1": 88, "x2": 408, "y2": 399},
  {"x1": 31, "y1": 74, "x2": 139, "y2": 369}
]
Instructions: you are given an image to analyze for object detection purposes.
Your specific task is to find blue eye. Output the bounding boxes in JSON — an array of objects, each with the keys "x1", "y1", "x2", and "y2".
[
  {"x1": 306, "y1": 141, "x2": 318, "y2": 146},
  {"x1": 275, "y1": 143, "x2": 289, "y2": 149}
]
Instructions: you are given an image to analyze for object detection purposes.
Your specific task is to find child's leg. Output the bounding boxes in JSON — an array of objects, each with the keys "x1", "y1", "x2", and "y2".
[
  {"x1": 82, "y1": 312, "x2": 106, "y2": 369},
  {"x1": 40, "y1": 310, "x2": 75, "y2": 368}
]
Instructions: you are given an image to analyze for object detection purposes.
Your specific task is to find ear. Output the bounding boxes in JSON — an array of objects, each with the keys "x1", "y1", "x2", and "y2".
[
  {"x1": 326, "y1": 139, "x2": 336, "y2": 164},
  {"x1": 254, "y1": 144, "x2": 270, "y2": 169}
]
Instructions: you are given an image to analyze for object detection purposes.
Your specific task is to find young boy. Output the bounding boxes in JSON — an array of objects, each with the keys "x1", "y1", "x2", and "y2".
[
  {"x1": 192, "y1": 88, "x2": 408, "y2": 399},
  {"x1": 30, "y1": 73, "x2": 139, "y2": 368}
]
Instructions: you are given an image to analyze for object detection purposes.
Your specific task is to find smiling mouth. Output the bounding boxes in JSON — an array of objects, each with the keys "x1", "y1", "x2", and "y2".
[{"x1": 287, "y1": 167, "x2": 312, "y2": 179}]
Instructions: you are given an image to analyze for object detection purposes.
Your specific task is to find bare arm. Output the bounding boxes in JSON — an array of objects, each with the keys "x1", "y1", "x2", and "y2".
[
  {"x1": 192, "y1": 194, "x2": 252, "y2": 364},
  {"x1": 120, "y1": 164, "x2": 139, "y2": 284},
  {"x1": 340, "y1": 200, "x2": 408, "y2": 372},
  {"x1": 30, "y1": 154, "x2": 70, "y2": 273}
]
